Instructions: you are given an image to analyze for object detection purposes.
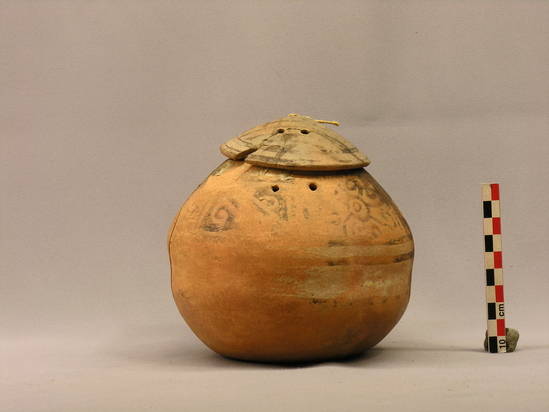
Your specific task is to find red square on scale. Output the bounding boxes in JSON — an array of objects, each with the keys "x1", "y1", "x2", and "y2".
[
  {"x1": 491, "y1": 184, "x2": 500, "y2": 201},
  {"x1": 492, "y1": 217, "x2": 501, "y2": 235},
  {"x1": 493, "y1": 251, "x2": 503, "y2": 268},
  {"x1": 497, "y1": 319, "x2": 506, "y2": 336},
  {"x1": 495, "y1": 285, "x2": 504, "y2": 302}
]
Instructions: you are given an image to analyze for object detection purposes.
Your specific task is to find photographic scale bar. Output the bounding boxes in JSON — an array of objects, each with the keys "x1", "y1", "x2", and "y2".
[{"x1": 482, "y1": 183, "x2": 506, "y2": 353}]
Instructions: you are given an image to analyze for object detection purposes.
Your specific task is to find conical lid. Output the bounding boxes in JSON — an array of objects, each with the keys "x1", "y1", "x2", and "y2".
[{"x1": 220, "y1": 115, "x2": 370, "y2": 171}]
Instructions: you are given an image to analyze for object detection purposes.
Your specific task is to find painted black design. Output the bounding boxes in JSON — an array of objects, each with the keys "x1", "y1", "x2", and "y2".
[
  {"x1": 341, "y1": 175, "x2": 405, "y2": 239},
  {"x1": 253, "y1": 188, "x2": 288, "y2": 220},
  {"x1": 201, "y1": 200, "x2": 238, "y2": 232}
]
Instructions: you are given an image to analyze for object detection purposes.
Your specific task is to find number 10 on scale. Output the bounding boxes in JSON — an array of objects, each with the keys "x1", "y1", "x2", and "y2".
[{"x1": 482, "y1": 183, "x2": 506, "y2": 353}]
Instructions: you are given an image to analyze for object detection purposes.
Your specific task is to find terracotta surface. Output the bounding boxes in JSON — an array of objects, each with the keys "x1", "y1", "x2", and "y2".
[{"x1": 169, "y1": 116, "x2": 414, "y2": 363}]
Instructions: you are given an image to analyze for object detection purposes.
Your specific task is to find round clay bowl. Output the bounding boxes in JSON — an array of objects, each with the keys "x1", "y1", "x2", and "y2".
[{"x1": 168, "y1": 159, "x2": 414, "y2": 363}]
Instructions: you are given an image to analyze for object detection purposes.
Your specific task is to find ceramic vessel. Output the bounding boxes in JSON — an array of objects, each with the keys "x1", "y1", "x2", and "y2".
[{"x1": 168, "y1": 115, "x2": 414, "y2": 363}]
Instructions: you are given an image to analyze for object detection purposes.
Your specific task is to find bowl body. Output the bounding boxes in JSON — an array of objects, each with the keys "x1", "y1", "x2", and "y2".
[{"x1": 168, "y1": 159, "x2": 414, "y2": 362}]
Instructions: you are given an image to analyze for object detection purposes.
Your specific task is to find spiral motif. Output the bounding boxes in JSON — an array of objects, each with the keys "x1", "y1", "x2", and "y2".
[{"x1": 201, "y1": 200, "x2": 237, "y2": 232}]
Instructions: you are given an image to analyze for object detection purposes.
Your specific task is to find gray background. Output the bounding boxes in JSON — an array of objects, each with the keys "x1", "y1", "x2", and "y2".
[{"x1": 1, "y1": 1, "x2": 548, "y2": 411}]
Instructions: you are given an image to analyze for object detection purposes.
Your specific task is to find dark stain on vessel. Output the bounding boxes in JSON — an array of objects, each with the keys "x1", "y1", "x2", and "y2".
[{"x1": 326, "y1": 259, "x2": 351, "y2": 266}]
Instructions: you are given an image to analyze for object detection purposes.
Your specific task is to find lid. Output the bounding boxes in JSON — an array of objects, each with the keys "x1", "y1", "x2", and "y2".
[{"x1": 220, "y1": 114, "x2": 370, "y2": 171}]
